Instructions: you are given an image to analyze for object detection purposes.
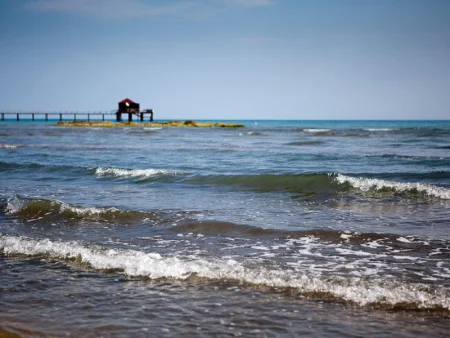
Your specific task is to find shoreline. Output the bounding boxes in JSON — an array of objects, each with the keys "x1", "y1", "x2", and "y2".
[{"x1": 55, "y1": 120, "x2": 245, "y2": 128}]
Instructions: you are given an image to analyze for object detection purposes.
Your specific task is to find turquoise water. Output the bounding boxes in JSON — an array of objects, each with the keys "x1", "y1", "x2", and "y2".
[{"x1": 1, "y1": 120, "x2": 449, "y2": 336}]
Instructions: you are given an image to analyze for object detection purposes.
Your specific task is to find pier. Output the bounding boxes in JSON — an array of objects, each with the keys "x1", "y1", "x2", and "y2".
[
  {"x1": 1, "y1": 98, "x2": 154, "y2": 122},
  {"x1": 0, "y1": 111, "x2": 118, "y2": 122}
]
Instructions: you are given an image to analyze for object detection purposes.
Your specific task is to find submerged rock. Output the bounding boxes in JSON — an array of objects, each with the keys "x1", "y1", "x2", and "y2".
[{"x1": 56, "y1": 121, "x2": 245, "y2": 128}]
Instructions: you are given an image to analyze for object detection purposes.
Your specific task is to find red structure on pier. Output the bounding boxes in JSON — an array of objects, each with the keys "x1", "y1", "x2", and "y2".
[{"x1": 116, "y1": 98, "x2": 153, "y2": 122}]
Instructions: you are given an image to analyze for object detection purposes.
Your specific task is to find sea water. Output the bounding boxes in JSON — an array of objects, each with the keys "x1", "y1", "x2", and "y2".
[{"x1": 0, "y1": 120, "x2": 449, "y2": 337}]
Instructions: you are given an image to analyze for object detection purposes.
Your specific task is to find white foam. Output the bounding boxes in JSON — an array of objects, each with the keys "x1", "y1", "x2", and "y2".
[
  {"x1": 95, "y1": 167, "x2": 185, "y2": 178},
  {"x1": 0, "y1": 144, "x2": 19, "y2": 149},
  {"x1": 5, "y1": 196, "x2": 26, "y2": 214},
  {"x1": 1, "y1": 235, "x2": 448, "y2": 310},
  {"x1": 303, "y1": 129, "x2": 330, "y2": 133},
  {"x1": 335, "y1": 248, "x2": 376, "y2": 257},
  {"x1": 364, "y1": 128, "x2": 396, "y2": 132},
  {"x1": 340, "y1": 233, "x2": 353, "y2": 241},
  {"x1": 251, "y1": 245, "x2": 270, "y2": 251},
  {"x1": 5, "y1": 196, "x2": 118, "y2": 217},
  {"x1": 58, "y1": 202, "x2": 119, "y2": 216},
  {"x1": 335, "y1": 174, "x2": 450, "y2": 200},
  {"x1": 363, "y1": 240, "x2": 384, "y2": 248}
]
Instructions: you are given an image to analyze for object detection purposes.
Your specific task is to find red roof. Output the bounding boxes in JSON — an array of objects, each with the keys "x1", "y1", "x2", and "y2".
[{"x1": 119, "y1": 98, "x2": 136, "y2": 104}]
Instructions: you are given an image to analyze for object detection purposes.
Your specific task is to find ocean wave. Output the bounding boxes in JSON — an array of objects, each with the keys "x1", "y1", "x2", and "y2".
[
  {"x1": 0, "y1": 162, "x2": 183, "y2": 179},
  {"x1": 0, "y1": 161, "x2": 91, "y2": 175},
  {"x1": 1, "y1": 235, "x2": 448, "y2": 311},
  {"x1": 171, "y1": 221, "x2": 408, "y2": 243},
  {"x1": 2, "y1": 195, "x2": 200, "y2": 225},
  {"x1": 0, "y1": 144, "x2": 19, "y2": 149},
  {"x1": 286, "y1": 141, "x2": 323, "y2": 146},
  {"x1": 381, "y1": 154, "x2": 421, "y2": 159},
  {"x1": 335, "y1": 174, "x2": 450, "y2": 200},
  {"x1": 95, "y1": 167, "x2": 186, "y2": 179},
  {"x1": 3, "y1": 195, "x2": 151, "y2": 224},
  {"x1": 380, "y1": 154, "x2": 450, "y2": 161},
  {"x1": 183, "y1": 173, "x2": 339, "y2": 194},
  {"x1": 364, "y1": 128, "x2": 397, "y2": 132},
  {"x1": 5, "y1": 195, "x2": 118, "y2": 220},
  {"x1": 183, "y1": 173, "x2": 450, "y2": 200},
  {"x1": 301, "y1": 129, "x2": 331, "y2": 133},
  {"x1": 297, "y1": 129, "x2": 371, "y2": 137},
  {"x1": 0, "y1": 161, "x2": 29, "y2": 171},
  {"x1": 171, "y1": 220, "x2": 280, "y2": 237}
]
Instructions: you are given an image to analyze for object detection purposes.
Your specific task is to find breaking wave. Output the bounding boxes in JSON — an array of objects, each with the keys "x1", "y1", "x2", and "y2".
[
  {"x1": 2, "y1": 195, "x2": 202, "y2": 226},
  {"x1": 1, "y1": 235, "x2": 448, "y2": 311},
  {"x1": 182, "y1": 173, "x2": 450, "y2": 200},
  {"x1": 0, "y1": 144, "x2": 19, "y2": 149},
  {"x1": 364, "y1": 128, "x2": 396, "y2": 132},
  {"x1": 335, "y1": 174, "x2": 450, "y2": 200},
  {"x1": 301, "y1": 129, "x2": 331, "y2": 133},
  {"x1": 0, "y1": 163, "x2": 186, "y2": 180},
  {"x1": 2, "y1": 195, "x2": 166, "y2": 224},
  {"x1": 4, "y1": 195, "x2": 125, "y2": 222},
  {"x1": 95, "y1": 167, "x2": 187, "y2": 179}
]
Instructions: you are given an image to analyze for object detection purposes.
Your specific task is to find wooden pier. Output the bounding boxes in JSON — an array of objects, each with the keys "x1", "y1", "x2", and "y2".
[
  {"x1": 2, "y1": 99, "x2": 154, "y2": 123},
  {"x1": 0, "y1": 111, "x2": 118, "y2": 122},
  {"x1": 0, "y1": 110, "x2": 154, "y2": 122}
]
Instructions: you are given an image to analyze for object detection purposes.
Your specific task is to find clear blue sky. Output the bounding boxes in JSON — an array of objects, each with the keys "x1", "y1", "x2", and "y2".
[{"x1": 1, "y1": 0, "x2": 449, "y2": 119}]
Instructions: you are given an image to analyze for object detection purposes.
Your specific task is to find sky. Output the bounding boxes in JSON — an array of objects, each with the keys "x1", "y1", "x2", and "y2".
[{"x1": 0, "y1": 0, "x2": 449, "y2": 120}]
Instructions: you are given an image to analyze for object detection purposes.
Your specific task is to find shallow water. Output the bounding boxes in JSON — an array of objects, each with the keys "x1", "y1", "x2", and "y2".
[{"x1": 1, "y1": 120, "x2": 449, "y2": 336}]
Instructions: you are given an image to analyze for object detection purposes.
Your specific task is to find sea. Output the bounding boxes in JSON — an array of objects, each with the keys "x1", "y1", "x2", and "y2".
[{"x1": 0, "y1": 119, "x2": 449, "y2": 337}]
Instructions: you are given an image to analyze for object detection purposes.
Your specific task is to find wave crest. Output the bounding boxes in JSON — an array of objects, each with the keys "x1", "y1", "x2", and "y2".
[
  {"x1": 2, "y1": 196, "x2": 201, "y2": 225},
  {"x1": 0, "y1": 144, "x2": 19, "y2": 149},
  {"x1": 95, "y1": 167, "x2": 186, "y2": 179},
  {"x1": 4, "y1": 195, "x2": 142, "y2": 223},
  {"x1": 335, "y1": 174, "x2": 450, "y2": 200},
  {"x1": 183, "y1": 173, "x2": 450, "y2": 200},
  {"x1": 1, "y1": 235, "x2": 448, "y2": 311},
  {"x1": 364, "y1": 128, "x2": 396, "y2": 132},
  {"x1": 5, "y1": 195, "x2": 118, "y2": 219}
]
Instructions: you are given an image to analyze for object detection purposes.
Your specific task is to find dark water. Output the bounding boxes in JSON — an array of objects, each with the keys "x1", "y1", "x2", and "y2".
[{"x1": 1, "y1": 120, "x2": 449, "y2": 337}]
